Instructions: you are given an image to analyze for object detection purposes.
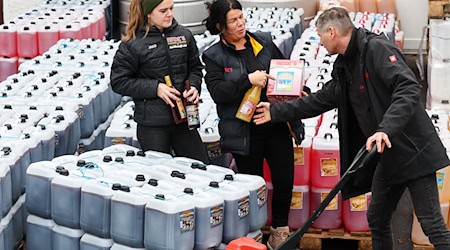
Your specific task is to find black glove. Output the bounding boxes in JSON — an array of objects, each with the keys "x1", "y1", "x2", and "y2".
[{"x1": 287, "y1": 119, "x2": 305, "y2": 146}]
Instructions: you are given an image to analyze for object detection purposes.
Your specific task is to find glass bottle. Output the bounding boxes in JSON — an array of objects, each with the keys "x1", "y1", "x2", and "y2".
[
  {"x1": 235, "y1": 85, "x2": 261, "y2": 122},
  {"x1": 164, "y1": 75, "x2": 186, "y2": 124},
  {"x1": 184, "y1": 80, "x2": 200, "y2": 130}
]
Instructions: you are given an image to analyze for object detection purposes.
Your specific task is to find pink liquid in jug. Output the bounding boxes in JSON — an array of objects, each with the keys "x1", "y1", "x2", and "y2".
[
  {"x1": 311, "y1": 134, "x2": 340, "y2": 188},
  {"x1": 266, "y1": 182, "x2": 273, "y2": 226},
  {"x1": 17, "y1": 26, "x2": 38, "y2": 59},
  {"x1": 0, "y1": 25, "x2": 18, "y2": 57},
  {"x1": 294, "y1": 137, "x2": 311, "y2": 186},
  {"x1": 310, "y1": 187, "x2": 342, "y2": 229},
  {"x1": 263, "y1": 159, "x2": 271, "y2": 182},
  {"x1": 38, "y1": 25, "x2": 60, "y2": 55},
  {"x1": 60, "y1": 23, "x2": 82, "y2": 40},
  {"x1": 343, "y1": 193, "x2": 371, "y2": 232},
  {"x1": 0, "y1": 57, "x2": 18, "y2": 82},
  {"x1": 288, "y1": 185, "x2": 310, "y2": 230}
]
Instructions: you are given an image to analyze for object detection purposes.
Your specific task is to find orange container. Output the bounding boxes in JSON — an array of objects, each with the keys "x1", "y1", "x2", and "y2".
[
  {"x1": 359, "y1": 0, "x2": 377, "y2": 12},
  {"x1": 437, "y1": 166, "x2": 450, "y2": 203},
  {"x1": 226, "y1": 237, "x2": 267, "y2": 250},
  {"x1": 376, "y1": 0, "x2": 397, "y2": 16},
  {"x1": 338, "y1": 0, "x2": 357, "y2": 12}
]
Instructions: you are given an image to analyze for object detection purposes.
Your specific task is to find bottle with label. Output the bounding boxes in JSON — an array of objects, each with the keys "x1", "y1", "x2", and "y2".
[
  {"x1": 184, "y1": 80, "x2": 200, "y2": 130},
  {"x1": 235, "y1": 86, "x2": 261, "y2": 123},
  {"x1": 164, "y1": 75, "x2": 187, "y2": 124}
]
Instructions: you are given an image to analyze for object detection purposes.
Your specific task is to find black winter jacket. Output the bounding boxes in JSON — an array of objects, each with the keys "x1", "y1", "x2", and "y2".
[
  {"x1": 203, "y1": 32, "x2": 284, "y2": 155},
  {"x1": 271, "y1": 28, "x2": 450, "y2": 199},
  {"x1": 110, "y1": 19, "x2": 203, "y2": 126}
]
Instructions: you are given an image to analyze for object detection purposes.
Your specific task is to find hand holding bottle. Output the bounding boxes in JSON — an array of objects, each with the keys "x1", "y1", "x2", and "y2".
[
  {"x1": 183, "y1": 85, "x2": 199, "y2": 105},
  {"x1": 157, "y1": 82, "x2": 181, "y2": 108},
  {"x1": 248, "y1": 70, "x2": 275, "y2": 88}
]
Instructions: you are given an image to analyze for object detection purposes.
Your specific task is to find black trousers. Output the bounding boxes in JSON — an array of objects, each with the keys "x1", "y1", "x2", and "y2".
[
  {"x1": 368, "y1": 166, "x2": 450, "y2": 250},
  {"x1": 137, "y1": 123, "x2": 209, "y2": 163},
  {"x1": 233, "y1": 123, "x2": 294, "y2": 228}
]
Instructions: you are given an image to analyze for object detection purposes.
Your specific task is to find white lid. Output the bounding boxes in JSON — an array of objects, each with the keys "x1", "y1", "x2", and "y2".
[
  {"x1": 179, "y1": 191, "x2": 224, "y2": 209},
  {"x1": 52, "y1": 225, "x2": 84, "y2": 237},
  {"x1": 111, "y1": 243, "x2": 146, "y2": 250},
  {"x1": 226, "y1": 173, "x2": 266, "y2": 191},
  {"x1": 102, "y1": 144, "x2": 139, "y2": 155},
  {"x1": 111, "y1": 191, "x2": 147, "y2": 206},
  {"x1": 81, "y1": 234, "x2": 114, "y2": 247},
  {"x1": 292, "y1": 185, "x2": 309, "y2": 192},
  {"x1": 81, "y1": 180, "x2": 114, "y2": 197},
  {"x1": 27, "y1": 215, "x2": 55, "y2": 227},
  {"x1": 205, "y1": 164, "x2": 235, "y2": 175},
  {"x1": 145, "y1": 193, "x2": 195, "y2": 213}
]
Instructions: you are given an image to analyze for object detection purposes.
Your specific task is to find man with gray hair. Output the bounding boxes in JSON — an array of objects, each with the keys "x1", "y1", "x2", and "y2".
[{"x1": 254, "y1": 7, "x2": 450, "y2": 249}]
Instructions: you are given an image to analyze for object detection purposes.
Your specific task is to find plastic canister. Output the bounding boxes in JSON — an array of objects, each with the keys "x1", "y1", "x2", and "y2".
[
  {"x1": 310, "y1": 187, "x2": 342, "y2": 229},
  {"x1": 0, "y1": 57, "x2": 18, "y2": 82},
  {"x1": 104, "y1": 121, "x2": 134, "y2": 147},
  {"x1": 80, "y1": 180, "x2": 115, "y2": 238},
  {"x1": 17, "y1": 25, "x2": 38, "y2": 59},
  {"x1": 52, "y1": 225, "x2": 84, "y2": 250},
  {"x1": 0, "y1": 145, "x2": 22, "y2": 203},
  {"x1": 1, "y1": 213, "x2": 13, "y2": 250},
  {"x1": 38, "y1": 25, "x2": 60, "y2": 55},
  {"x1": 204, "y1": 181, "x2": 250, "y2": 244},
  {"x1": 144, "y1": 193, "x2": 196, "y2": 250},
  {"x1": 110, "y1": 191, "x2": 147, "y2": 248},
  {"x1": 288, "y1": 185, "x2": 310, "y2": 230},
  {"x1": 0, "y1": 164, "x2": 12, "y2": 217},
  {"x1": 26, "y1": 215, "x2": 55, "y2": 250},
  {"x1": 0, "y1": 25, "x2": 17, "y2": 57},
  {"x1": 80, "y1": 233, "x2": 115, "y2": 250},
  {"x1": 222, "y1": 174, "x2": 267, "y2": 231},
  {"x1": 25, "y1": 161, "x2": 57, "y2": 218},
  {"x1": 311, "y1": 134, "x2": 340, "y2": 188},
  {"x1": 343, "y1": 193, "x2": 372, "y2": 232},
  {"x1": 294, "y1": 137, "x2": 312, "y2": 186},
  {"x1": 11, "y1": 197, "x2": 24, "y2": 246}
]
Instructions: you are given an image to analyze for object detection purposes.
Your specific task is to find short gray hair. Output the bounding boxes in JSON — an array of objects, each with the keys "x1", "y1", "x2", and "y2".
[{"x1": 316, "y1": 7, "x2": 354, "y2": 35}]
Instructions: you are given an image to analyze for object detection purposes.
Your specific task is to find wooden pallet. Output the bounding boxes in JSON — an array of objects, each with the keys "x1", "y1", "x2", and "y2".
[
  {"x1": 299, "y1": 228, "x2": 372, "y2": 250},
  {"x1": 261, "y1": 227, "x2": 372, "y2": 250},
  {"x1": 413, "y1": 244, "x2": 434, "y2": 250}
]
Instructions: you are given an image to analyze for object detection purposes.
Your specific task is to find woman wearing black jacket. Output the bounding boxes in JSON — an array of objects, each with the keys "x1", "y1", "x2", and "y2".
[
  {"x1": 111, "y1": 0, "x2": 208, "y2": 162},
  {"x1": 203, "y1": 0, "x2": 296, "y2": 248}
]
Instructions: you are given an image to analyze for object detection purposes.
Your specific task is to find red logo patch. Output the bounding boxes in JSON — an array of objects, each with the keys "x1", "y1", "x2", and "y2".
[
  {"x1": 224, "y1": 67, "x2": 233, "y2": 73},
  {"x1": 359, "y1": 85, "x2": 365, "y2": 92},
  {"x1": 389, "y1": 55, "x2": 397, "y2": 63},
  {"x1": 364, "y1": 72, "x2": 369, "y2": 79}
]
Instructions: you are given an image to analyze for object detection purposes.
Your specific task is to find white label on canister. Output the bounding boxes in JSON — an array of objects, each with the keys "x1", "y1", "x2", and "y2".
[
  {"x1": 257, "y1": 185, "x2": 267, "y2": 207},
  {"x1": 238, "y1": 196, "x2": 250, "y2": 219},
  {"x1": 210, "y1": 205, "x2": 224, "y2": 227},
  {"x1": 179, "y1": 209, "x2": 195, "y2": 233}
]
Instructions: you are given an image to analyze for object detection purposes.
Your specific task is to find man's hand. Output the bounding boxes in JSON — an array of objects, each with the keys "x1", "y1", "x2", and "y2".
[
  {"x1": 157, "y1": 83, "x2": 181, "y2": 108},
  {"x1": 366, "y1": 131, "x2": 392, "y2": 153},
  {"x1": 253, "y1": 102, "x2": 272, "y2": 125},
  {"x1": 183, "y1": 86, "x2": 199, "y2": 104}
]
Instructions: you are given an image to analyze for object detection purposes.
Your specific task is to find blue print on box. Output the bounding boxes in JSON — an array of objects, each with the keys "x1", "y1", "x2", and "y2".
[{"x1": 275, "y1": 71, "x2": 294, "y2": 92}]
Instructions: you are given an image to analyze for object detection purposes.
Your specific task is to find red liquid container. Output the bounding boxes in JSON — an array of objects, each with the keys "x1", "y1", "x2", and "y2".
[
  {"x1": 310, "y1": 187, "x2": 342, "y2": 229},
  {"x1": 343, "y1": 193, "x2": 372, "y2": 232},
  {"x1": 265, "y1": 182, "x2": 273, "y2": 226},
  {"x1": 0, "y1": 25, "x2": 18, "y2": 57},
  {"x1": 263, "y1": 159, "x2": 271, "y2": 182},
  {"x1": 60, "y1": 23, "x2": 82, "y2": 40},
  {"x1": 311, "y1": 133, "x2": 340, "y2": 188},
  {"x1": 38, "y1": 25, "x2": 60, "y2": 55},
  {"x1": 0, "y1": 57, "x2": 18, "y2": 82},
  {"x1": 294, "y1": 137, "x2": 312, "y2": 186},
  {"x1": 288, "y1": 185, "x2": 310, "y2": 229},
  {"x1": 17, "y1": 25, "x2": 38, "y2": 59}
]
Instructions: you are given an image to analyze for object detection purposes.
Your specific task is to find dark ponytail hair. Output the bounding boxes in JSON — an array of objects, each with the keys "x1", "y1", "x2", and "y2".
[{"x1": 203, "y1": 0, "x2": 242, "y2": 35}]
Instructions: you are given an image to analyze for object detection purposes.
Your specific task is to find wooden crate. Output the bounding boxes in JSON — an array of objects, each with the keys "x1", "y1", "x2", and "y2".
[
  {"x1": 429, "y1": 0, "x2": 450, "y2": 18},
  {"x1": 299, "y1": 228, "x2": 372, "y2": 250}
]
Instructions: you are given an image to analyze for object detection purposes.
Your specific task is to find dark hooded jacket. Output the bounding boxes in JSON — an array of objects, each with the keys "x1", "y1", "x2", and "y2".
[
  {"x1": 270, "y1": 28, "x2": 450, "y2": 199},
  {"x1": 110, "y1": 19, "x2": 203, "y2": 126}
]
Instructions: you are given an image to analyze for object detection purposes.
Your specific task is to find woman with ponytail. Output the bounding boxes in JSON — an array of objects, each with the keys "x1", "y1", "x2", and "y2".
[
  {"x1": 202, "y1": 0, "x2": 297, "y2": 248},
  {"x1": 111, "y1": 0, "x2": 208, "y2": 163}
]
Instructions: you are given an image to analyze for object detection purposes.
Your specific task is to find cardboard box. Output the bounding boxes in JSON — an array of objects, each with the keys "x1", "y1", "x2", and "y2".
[{"x1": 267, "y1": 59, "x2": 305, "y2": 103}]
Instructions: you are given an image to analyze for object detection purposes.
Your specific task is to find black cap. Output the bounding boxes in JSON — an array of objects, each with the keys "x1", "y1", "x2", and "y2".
[
  {"x1": 184, "y1": 188, "x2": 194, "y2": 195},
  {"x1": 156, "y1": 194, "x2": 165, "y2": 200},
  {"x1": 4, "y1": 124, "x2": 12, "y2": 130},
  {"x1": 120, "y1": 186, "x2": 130, "y2": 192},
  {"x1": 4, "y1": 104, "x2": 12, "y2": 109},
  {"x1": 56, "y1": 166, "x2": 65, "y2": 173},
  {"x1": 148, "y1": 179, "x2": 158, "y2": 186},
  {"x1": 112, "y1": 183, "x2": 121, "y2": 190},
  {"x1": 115, "y1": 157, "x2": 124, "y2": 163},
  {"x1": 126, "y1": 150, "x2": 135, "y2": 157},
  {"x1": 137, "y1": 151, "x2": 145, "y2": 157},
  {"x1": 77, "y1": 160, "x2": 86, "y2": 166},
  {"x1": 103, "y1": 155, "x2": 112, "y2": 162},
  {"x1": 135, "y1": 174, "x2": 145, "y2": 182},
  {"x1": 59, "y1": 169, "x2": 69, "y2": 176},
  {"x1": 209, "y1": 181, "x2": 219, "y2": 188},
  {"x1": 30, "y1": 106, "x2": 37, "y2": 110},
  {"x1": 55, "y1": 106, "x2": 63, "y2": 111},
  {"x1": 224, "y1": 174, "x2": 234, "y2": 181},
  {"x1": 20, "y1": 114, "x2": 28, "y2": 119},
  {"x1": 431, "y1": 114, "x2": 439, "y2": 120}
]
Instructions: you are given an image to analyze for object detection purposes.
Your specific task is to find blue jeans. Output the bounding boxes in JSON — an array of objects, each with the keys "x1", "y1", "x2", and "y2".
[{"x1": 368, "y1": 165, "x2": 450, "y2": 250}]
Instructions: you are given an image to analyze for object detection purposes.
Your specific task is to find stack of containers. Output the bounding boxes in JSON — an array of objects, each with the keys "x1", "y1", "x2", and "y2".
[
  {"x1": 25, "y1": 144, "x2": 267, "y2": 249},
  {"x1": 0, "y1": 0, "x2": 109, "y2": 81}
]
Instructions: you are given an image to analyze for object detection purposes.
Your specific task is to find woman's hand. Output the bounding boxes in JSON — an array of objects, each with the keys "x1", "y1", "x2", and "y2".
[
  {"x1": 248, "y1": 70, "x2": 275, "y2": 88},
  {"x1": 183, "y1": 86, "x2": 199, "y2": 104},
  {"x1": 157, "y1": 83, "x2": 181, "y2": 108}
]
